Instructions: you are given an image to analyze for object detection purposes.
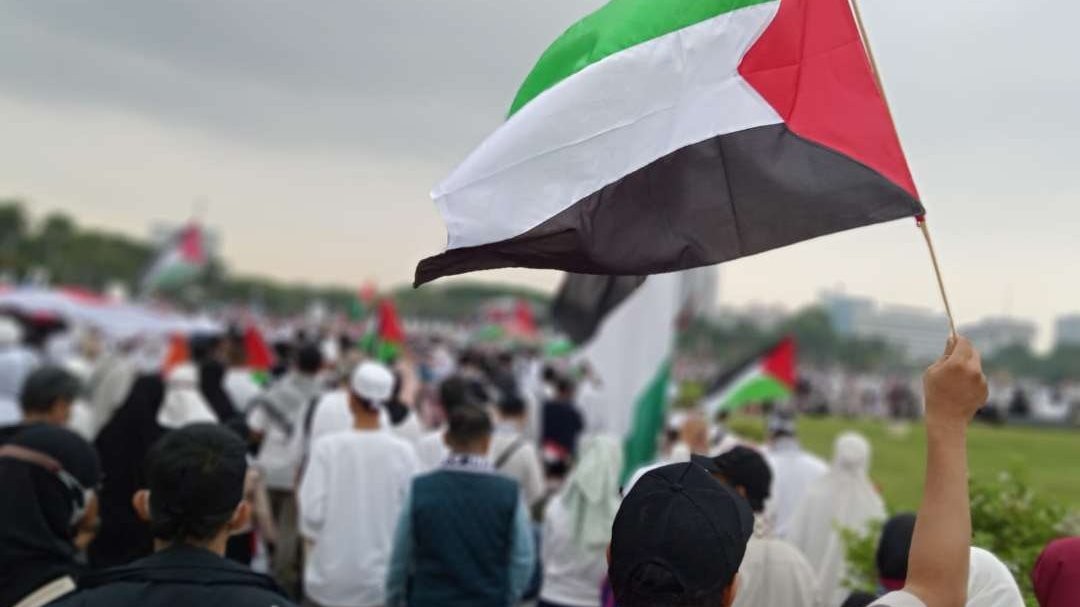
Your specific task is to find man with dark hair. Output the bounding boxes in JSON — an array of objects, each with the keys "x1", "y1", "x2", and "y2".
[
  {"x1": 20, "y1": 365, "x2": 82, "y2": 427},
  {"x1": 298, "y1": 361, "x2": 419, "y2": 607},
  {"x1": 693, "y1": 446, "x2": 820, "y2": 606},
  {"x1": 247, "y1": 342, "x2": 324, "y2": 596},
  {"x1": 55, "y1": 423, "x2": 296, "y2": 606},
  {"x1": 386, "y1": 405, "x2": 535, "y2": 607},
  {"x1": 414, "y1": 374, "x2": 483, "y2": 470}
]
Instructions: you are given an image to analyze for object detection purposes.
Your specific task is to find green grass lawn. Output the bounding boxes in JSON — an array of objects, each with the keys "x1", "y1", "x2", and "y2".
[{"x1": 728, "y1": 416, "x2": 1080, "y2": 512}]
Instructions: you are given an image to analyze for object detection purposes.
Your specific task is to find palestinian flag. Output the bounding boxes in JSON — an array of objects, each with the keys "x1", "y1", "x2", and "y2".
[
  {"x1": 361, "y1": 298, "x2": 406, "y2": 363},
  {"x1": 703, "y1": 337, "x2": 796, "y2": 414},
  {"x1": 553, "y1": 272, "x2": 683, "y2": 480},
  {"x1": 415, "y1": 0, "x2": 922, "y2": 286},
  {"x1": 142, "y1": 222, "x2": 207, "y2": 293}
]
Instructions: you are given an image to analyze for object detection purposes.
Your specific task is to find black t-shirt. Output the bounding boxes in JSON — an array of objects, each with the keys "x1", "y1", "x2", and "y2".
[{"x1": 541, "y1": 400, "x2": 584, "y2": 456}]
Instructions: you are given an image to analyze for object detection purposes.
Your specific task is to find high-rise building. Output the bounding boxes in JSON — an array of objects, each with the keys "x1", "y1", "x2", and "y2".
[
  {"x1": 821, "y1": 291, "x2": 950, "y2": 362},
  {"x1": 960, "y1": 317, "x2": 1037, "y2": 356},
  {"x1": 1054, "y1": 314, "x2": 1080, "y2": 348}
]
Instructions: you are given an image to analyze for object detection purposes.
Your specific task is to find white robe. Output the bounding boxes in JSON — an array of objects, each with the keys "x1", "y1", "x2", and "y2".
[
  {"x1": 763, "y1": 437, "x2": 829, "y2": 538},
  {"x1": 733, "y1": 518, "x2": 822, "y2": 607},
  {"x1": 787, "y1": 432, "x2": 886, "y2": 607}
]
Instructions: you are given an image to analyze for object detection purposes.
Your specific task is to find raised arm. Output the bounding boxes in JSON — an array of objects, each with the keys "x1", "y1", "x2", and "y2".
[{"x1": 904, "y1": 337, "x2": 988, "y2": 607}]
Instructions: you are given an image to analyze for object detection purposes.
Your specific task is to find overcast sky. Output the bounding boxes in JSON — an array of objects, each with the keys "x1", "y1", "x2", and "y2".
[{"x1": 1, "y1": 0, "x2": 1077, "y2": 348}]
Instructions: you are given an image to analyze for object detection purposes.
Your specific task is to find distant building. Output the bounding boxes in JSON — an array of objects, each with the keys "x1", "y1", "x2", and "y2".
[
  {"x1": 1055, "y1": 314, "x2": 1080, "y2": 348},
  {"x1": 821, "y1": 291, "x2": 950, "y2": 362},
  {"x1": 711, "y1": 302, "x2": 788, "y2": 332},
  {"x1": 960, "y1": 317, "x2": 1037, "y2": 356}
]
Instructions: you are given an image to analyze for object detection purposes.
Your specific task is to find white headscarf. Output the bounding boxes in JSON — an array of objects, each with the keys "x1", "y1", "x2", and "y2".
[
  {"x1": 967, "y1": 547, "x2": 1024, "y2": 607},
  {"x1": 787, "y1": 432, "x2": 886, "y2": 607},
  {"x1": 559, "y1": 435, "x2": 623, "y2": 549},
  {"x1": 156, "y1": 363, "x2": 217, "y2": 429}
]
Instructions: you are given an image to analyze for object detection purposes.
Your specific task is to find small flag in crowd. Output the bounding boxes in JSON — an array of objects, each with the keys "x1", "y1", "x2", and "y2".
[
  {"x1": 416, "y1": 0, "x2": 922, "y2": 286},
  {"x1": 361, "y1": 298, "x2": 406, "y2": 363},
  {"x1": 703, "y1": 337, "x2": 797, "y2": 415},
  {"x1": 142, "y1": 222, "x2": 207, "y2": 293}
]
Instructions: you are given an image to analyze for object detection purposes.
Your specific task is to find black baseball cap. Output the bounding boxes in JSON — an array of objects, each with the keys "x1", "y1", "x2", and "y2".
[
  {"x1": 610, "y1": 462, "x2": 754, "y2": 607},
  {"x1": 692, "y1": 446, "x2": 772, "y2": 513}
]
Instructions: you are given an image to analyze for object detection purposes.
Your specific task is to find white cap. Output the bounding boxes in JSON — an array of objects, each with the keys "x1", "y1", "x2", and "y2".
[{"x1": 350, "y1": 361, "x2": 395, "y2": 404}]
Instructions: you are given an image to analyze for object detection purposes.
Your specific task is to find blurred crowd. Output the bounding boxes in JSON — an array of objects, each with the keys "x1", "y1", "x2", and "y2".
[{"x1": 0, "y1": 314, "x2": 1077, "y2": 607}]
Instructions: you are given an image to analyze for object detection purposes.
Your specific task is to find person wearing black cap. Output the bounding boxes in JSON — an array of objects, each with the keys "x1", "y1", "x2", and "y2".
[
  {"x1": 54, "y1": 423, "x2": 296, "y2": 607},
  {"x1": 693, "y1": 447, "x2": 821, "y2": 607},
  {"x1": 0, "y1": 424, "x2": 101, "y2": 607},
  {"x1": 609, "y1": 462, "x2": 753, "y2": 607}
]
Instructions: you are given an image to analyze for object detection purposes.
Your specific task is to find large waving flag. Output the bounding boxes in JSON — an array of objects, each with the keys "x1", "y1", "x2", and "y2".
[
  {"x1": 142, "y1": 222, "x2": 207, "y2": 293},
  {"x1": 555, "y1": 273, "x2": 683, "y2": 480},
  {"x1": 416, "y1": 0, "x2": 921, "y2": 286},
  {"x1": 703, "y1": 337, "x2": 797, "y2": 415}
]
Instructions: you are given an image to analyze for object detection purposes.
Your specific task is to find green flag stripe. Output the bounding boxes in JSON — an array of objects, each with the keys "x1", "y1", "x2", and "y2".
[
  {"x1": 622, "y1": 359, "x2": 672, "y2": 482},
  {"x1": 722, "y1": 374, "x2": 791, "y2": 412},
  {"x1": 509, "y1": 0, "x2": 774, "y2": 116}
]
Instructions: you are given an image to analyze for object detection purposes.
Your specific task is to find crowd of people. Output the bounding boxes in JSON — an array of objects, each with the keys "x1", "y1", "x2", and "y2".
[{"x1": 1, "y1": 311, "x2": 1079, "y2": 607}]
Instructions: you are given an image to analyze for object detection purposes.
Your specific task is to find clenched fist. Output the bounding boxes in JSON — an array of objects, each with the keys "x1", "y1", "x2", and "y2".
[{"x1": 924, "y1": 336, "x2": 989, "y2": 429}]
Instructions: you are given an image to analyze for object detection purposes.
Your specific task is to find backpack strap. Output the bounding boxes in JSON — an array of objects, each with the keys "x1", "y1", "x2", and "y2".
[{"x1": 495, "y1": 436, "x2": 527, "y2": 470}]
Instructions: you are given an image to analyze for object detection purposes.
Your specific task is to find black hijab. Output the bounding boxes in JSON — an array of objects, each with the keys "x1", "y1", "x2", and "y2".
[
  {"x1": 0, "y1": 424, "x2": 101, "y2": 607},
  {"x1": 89, "y1": 373, "x2": 165, "y2": 569},
  {"x1": 198, "y1": 360, "x2": 240, "y2": 423},
  {"x1": 876, "y1": 512, "x2": 917, "y2": 589}
]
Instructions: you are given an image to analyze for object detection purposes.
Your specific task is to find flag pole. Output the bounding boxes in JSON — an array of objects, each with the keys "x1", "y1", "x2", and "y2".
[{"x1": 849, "y1": 0, "x2": 958, "y2": 337}]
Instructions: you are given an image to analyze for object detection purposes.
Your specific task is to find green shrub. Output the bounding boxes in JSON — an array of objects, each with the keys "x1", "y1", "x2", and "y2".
[{"x1": 843, "y1": 472, "x2": 1074, "y2": 606}]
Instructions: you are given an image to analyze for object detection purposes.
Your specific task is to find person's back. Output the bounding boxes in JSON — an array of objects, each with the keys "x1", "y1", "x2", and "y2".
[
  {"x1": 56, "y1": 423, "x2": 296, "y2": 607},
  {"x1": 492, "y1": 394, "x2": 544, "y2": 508},
  {"x1": 763, "y1": 424, "x2": 828, "y2": 538},
  {"x1": 61, "y1": 545, "x2": 289, "y2": 607},
  {"x1": 733, "y1": 536, "x2": 820, "y2": 607},
  {"x1": 386, "y1": 405, "x2": 535, "y2": 607},
  {"x1": 410, "y1": 466, "x2": 520, "y2": 606},
  {"x1": 299, "y1": 430, "x2": 418, "y2": 606}
]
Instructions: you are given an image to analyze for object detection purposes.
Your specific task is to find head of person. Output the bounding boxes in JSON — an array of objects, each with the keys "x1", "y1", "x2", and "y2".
[
  {"x1": 693, "y1": 446, "x2": 772, "y2": 515},
  {"x1": 496, "y1": 393, "x2": 527, "y2": 423},
  {"x1": 1033, "y1": 536, "x2": 1080, "y2": 607},
  {"x1": 679, "y1": 415, "x2": 711, "y2": 455},
  {"x1": 766, "y1": 412, "x2": 798, "y2": 442},
  {"x1": 609, "y1": 462, "x2": 753, "y2": 607},
  {"x1": 967, "y1": 546, "x2": 1024, "y2": 606},
  {"x1": 224, "y1": 329, "x2": 247, "y2": 368},
  {"x1": 295, "y1": 343, "x2": 324, "y2": 377},
  {"x1": 444, "y1": 404, "x2": 493, "y2": 456},
  {"x1": 438, "y1": 375, "x2": 476, "y2": 417},
  {"x1": 189, "y1": 334, "x2": 225, "y2": 366},
  {"x1": 20, "y1": 366, "x2": 82, "y2": 426},
  {"x1": 554, "y1": 374, "x2": 576, "y2": 401},
  {"x1": 876, "y1": 512, "x2": 917, "y2": 591},
  {"x1": 832, "y1": 431, "x2": 872, "y2": 475},
  {"x1": 349, "y1": 361, "x2": 394, "y2": 424},
  {"x1": 133, "y1": 423, "x2": 249, "y2": 555}
]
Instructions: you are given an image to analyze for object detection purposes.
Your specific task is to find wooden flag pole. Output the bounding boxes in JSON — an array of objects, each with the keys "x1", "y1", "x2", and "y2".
[{"x1": 849, "y1": 0, "x2": 959, "y2": 337}]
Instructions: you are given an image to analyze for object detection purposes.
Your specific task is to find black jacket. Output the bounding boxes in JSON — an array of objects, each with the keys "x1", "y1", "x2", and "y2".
[{"x1": 52, "y1": 545, "x2": 295, "y2": 607}]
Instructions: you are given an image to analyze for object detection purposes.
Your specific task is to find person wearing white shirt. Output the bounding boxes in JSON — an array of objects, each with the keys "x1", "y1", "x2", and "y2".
[
  {"x1": 299, "y1": 361, "x2": 420, "y2": 607},
  {"x1": 762, "y1": 414, "x2": 828, "y2": 538},
  {"x1": 539, "y1": 436, "x2": 622, "y2": 607},
  {"x1": 491, "y1": 393, "x2": 544, "y2": 509}
]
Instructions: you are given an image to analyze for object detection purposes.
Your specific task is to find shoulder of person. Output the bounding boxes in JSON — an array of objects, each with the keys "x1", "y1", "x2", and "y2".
[{"x1": 869, "y1": 590, "x2": 927, "y2": 607}]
